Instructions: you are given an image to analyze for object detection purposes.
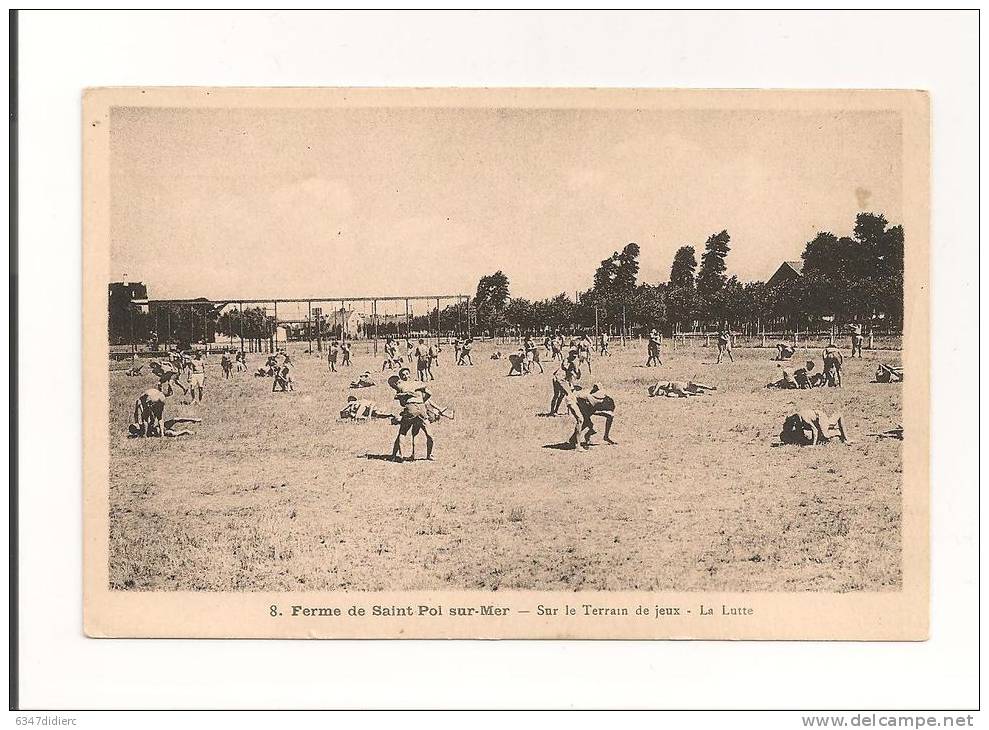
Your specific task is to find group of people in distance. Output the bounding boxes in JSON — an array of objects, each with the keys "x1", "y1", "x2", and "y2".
[
  {"x1": 219, "y1": 350, "x2": 248, "y2": 377},
  {"x1": 453, "y1": 337, "x2": 475, "y2": 366},
  {"x1": 249, "y1": 350, "x2": 295, "y2": 391},
  {"x1": 131, "y1": 344, "x2": 298, "y2": 438},
  {"x1": 645, "y1": 330, "x2": 663, "y2": 367},
  {"x1": 542, "y1": 332, "x2": 603, "y2": 366},
  {"x1": 508, "y1": 336, "x2": 544, "y2": 375},
  {"x1": 768, "y1": 343, "x2": 844, "y2": 389},
  {"x1": 127, "y1": 321, "x2": 897, "y2": 454},
  {"x1": 716, "y1": 327, "x2": 734, "y2": 364},
  {"x1": 326, "y1": 340, "x2": 352, "y2": 372},
  {"x1": 147, "y1": 350, "x2": 207, "y2": 403},
  {"x1": 381, "y1": 337, "x2": 453, "y2": 380}
]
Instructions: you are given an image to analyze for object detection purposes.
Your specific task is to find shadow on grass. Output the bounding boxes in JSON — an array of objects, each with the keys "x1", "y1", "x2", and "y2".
[
  {"x1": 364, "y1": 453, "x2": 436, "y2": 463},
  {"x1": 543, "y1": 442, "x2": 577, "y2": 451},
  {"x1": 364, "y1": 453, "x2": 402, "y2": 462}
]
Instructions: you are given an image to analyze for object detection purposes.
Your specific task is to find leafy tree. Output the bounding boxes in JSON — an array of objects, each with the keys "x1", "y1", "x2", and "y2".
[
  {"x1": 531, "y1": 292, "x2": 576, "y2": 332},
  {"x1": 590, "y1": 242, "x2": 641, "y2": 332},
  {"x1": 593, "y1": 252, "x2": 620, "y2": 293},
  {"x1": 216, "y1": 305, "x2": 275, "y2": 344},
  {"x1": 504, "y1": 297, "x2": 535, "y2": 333},
  {"x1": 667, "y1": 245, "x2": 697, "y2": 331},
  {"x1": 614, "y1": 242, "x2": 641, "y2": 299},
  {"x1": 740, "y1": 281, "x2": 771, "y2": 330},
  {"x1": 474, "y1": 271, "x2": 511, "y2": 336},
  {"x1": 715, "y1": 276, "x2": 746, "y2": 326},
  {"x1": 797, "y1": 213, "x2": 903, "y2": 327},
  {"x1": 629, "y1": 283, "x2": 666, "y2": 332},
  {"x1": 696, "y1": 230, "x2": 731, "y2": 300},
  {"x1": 669, "y1": 245, "x2": 697, "y2": 289},
  {"x1": 857, "y1": 213, "x2": 904, "y2": 328}
]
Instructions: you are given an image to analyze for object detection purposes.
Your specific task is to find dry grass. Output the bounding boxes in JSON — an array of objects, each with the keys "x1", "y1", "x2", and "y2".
[{"x1": 108, "y1": 342, "x2": 903, "y2": 592}]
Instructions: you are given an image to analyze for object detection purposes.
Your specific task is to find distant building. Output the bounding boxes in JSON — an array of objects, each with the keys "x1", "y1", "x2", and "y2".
[
  {"x1": 366, "y1": 312, "x2": 407, "y2": 329},
  {"x1": 766, "y1": 260, "x2": 804, "y2": 289},
  {"x1": 327, "y1": 307, "x2": 366, "y2": 338},
  {"x1": 108, "y1": 281, "x2": 148, "y2": 344}
]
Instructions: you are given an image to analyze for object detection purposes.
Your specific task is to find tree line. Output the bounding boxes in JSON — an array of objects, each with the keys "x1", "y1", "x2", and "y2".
[
  {"x1": 471, "y1": 212, "x2": 904, "y2": 337},
  {"x1": 114, "y1": 211, "x2": 902, "y2": 346}
]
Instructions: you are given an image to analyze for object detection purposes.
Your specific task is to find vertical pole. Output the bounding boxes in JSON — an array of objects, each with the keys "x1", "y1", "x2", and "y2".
[
  {"x1": 594, "y1": 306, "x2": 599, "y2": 345},
  {"x1": 239, "y1": 302, "x2": 244, "y2": 354},
  {"x1": 315, "y1": 302, "x2": 321, "y2": 353},
  {"x1": 405, "y1": 298, "x2": 410, "y2": 339},
  {"x1": 273, "y1": 300, "x2": 278, "y2": 352},
  {"x1": 373, "y1": 299, "x2": 379, "y2": 356},
  {"x1": 621, "y1": 306, "x2": 627, "y2": 347},
  {"x1": 466, "y1": 296, "x2": 472, "y2": 338},
  {"x1": 436, "y1": 297, "x2": 441, "y2": 346},
  {"x1": 307, "y1": 301, "x2": 312, "y2": 354}
]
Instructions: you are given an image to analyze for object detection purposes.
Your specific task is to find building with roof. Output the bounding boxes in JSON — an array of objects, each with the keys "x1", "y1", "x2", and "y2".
[{"x1": 766, "y1": 260, "x2": 804, "y2": 289}]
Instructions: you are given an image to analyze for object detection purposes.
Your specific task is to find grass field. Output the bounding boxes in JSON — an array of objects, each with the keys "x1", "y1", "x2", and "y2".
[{"x1": 108, "y1": 341, "x2": 903, "y2": 592}]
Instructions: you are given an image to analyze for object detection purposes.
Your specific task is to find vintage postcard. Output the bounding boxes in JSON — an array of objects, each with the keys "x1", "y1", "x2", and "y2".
[{"x1": 83, "y1": 88, "x2": 929, "y2": 639}]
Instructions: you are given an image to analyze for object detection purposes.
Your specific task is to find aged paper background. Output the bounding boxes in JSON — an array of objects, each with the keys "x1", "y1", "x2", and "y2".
[{"x1": 82, "y1": 87, "x2": 929, "y2": 639}]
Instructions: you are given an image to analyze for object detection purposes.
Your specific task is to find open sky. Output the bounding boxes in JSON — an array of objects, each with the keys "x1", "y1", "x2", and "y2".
[{"x1": 110, "y1": 105, "x2": 902, "y2": 304}]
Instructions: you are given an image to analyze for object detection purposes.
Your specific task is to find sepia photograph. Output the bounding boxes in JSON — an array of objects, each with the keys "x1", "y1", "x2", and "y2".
[
  {"x1": 16, "y1": 6, "x2": 980, "y2": 715},
  {"x1": 82, "y1": 87, "x2": 929, "y2": 639}
]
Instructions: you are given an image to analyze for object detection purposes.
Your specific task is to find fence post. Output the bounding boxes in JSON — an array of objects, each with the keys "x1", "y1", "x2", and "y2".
[{"x1": 869, "y1": 331, "x2": 874, "y2": 350}]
